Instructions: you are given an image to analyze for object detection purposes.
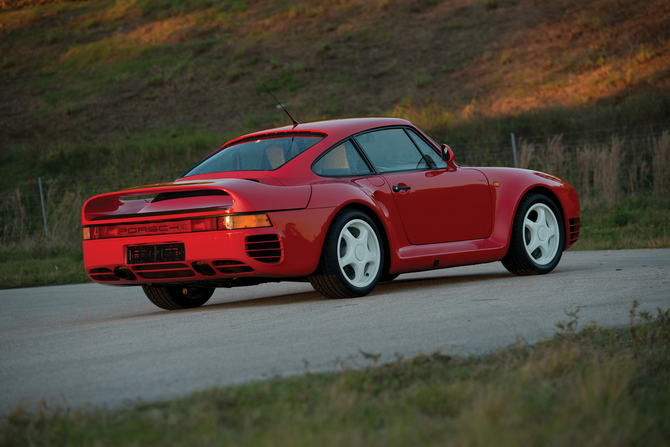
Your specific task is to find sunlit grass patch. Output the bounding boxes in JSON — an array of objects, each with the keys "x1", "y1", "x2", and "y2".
[
  {"x1": 60, "y1": 38, "x2": 140, "y2": 67},
  {"x1": 59, "y1": 13, "x2": 203, "y2": 67},
  {"x1": 391, "y1": 99, "x2": 453, "y2": 134}
]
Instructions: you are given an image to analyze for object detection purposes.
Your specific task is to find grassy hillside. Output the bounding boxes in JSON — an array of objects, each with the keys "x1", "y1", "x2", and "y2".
[
  {"x1": 2, "y1": 0, "x2": 669, "y2": 153},
  {"x1": 1, "y1": 0, "x2": 669, "y2": 287}
]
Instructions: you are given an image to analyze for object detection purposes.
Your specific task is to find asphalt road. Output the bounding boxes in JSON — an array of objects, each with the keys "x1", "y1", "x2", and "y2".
[{"x1": 1, "y1": 249, "x2": 669, "y2": 414}]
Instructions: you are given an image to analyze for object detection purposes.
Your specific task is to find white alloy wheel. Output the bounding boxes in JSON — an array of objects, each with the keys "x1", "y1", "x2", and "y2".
[
  {"x1": 523, "y1": 202, "x2": 559, "y2": 265},
  {"x1": 337, "y1": 219, "x2": 381, "y2": 288}
]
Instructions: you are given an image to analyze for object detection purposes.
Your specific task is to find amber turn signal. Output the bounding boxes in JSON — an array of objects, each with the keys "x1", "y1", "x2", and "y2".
[{"x1": 217, "y1": 213, "x2": 272, "y2": 230}]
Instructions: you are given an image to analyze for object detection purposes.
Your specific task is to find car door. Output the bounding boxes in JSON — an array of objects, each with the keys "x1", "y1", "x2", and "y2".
[{"x1": 354, "y1": 127, "x2": 492, "y2": 245}]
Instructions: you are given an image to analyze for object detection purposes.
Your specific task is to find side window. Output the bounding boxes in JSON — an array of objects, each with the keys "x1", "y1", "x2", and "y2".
[
  {"x1": 407, "y1": 129, "x2": 447, "y2": 169},
  {"x1": 313, "y1": 140, "x2": 373, "y2": 177},
  {"x1": 355, "y1": 128, "x2": 428, "y2": 172}
]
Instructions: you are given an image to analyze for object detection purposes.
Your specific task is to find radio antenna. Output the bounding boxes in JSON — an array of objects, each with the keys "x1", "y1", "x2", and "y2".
[{"x1": 263, "y1": 84, "x2": 299, "y2": 127}]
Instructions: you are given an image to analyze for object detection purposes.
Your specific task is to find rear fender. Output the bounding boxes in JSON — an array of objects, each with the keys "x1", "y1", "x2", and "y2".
[{"x1": 307, "y1": 179, "x2": 407, "y2": 273}]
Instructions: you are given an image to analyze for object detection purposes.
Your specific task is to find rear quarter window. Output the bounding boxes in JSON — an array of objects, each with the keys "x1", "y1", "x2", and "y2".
[{"x1": 313, "y1": 140, "x2": 373, "y2": 177}]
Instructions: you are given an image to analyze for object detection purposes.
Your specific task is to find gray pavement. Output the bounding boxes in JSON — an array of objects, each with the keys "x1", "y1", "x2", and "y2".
[{"x1": 1, "y1": 249, "x2": 669, "y2": 413}]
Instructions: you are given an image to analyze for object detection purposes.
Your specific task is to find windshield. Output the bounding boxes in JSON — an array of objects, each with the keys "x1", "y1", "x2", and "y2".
[{"x1": 182, "y1": 136, "x2": 323, "y2": 177}]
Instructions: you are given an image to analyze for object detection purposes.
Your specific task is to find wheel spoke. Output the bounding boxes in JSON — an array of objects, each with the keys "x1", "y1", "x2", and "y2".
[
  {"x1": 364, "y1": 244, "x2": 380, "y2": 264},
  {"x1": 354, "y1": 259, "x2": 368, "y2": 282},
  {"x1": 545, "y1": 225, "x2": 557, "y2": 239},
  {"x1": 341, "y1": 229, "x2": 357, "y2": 247},
  {"x1": 536, "y1": 208, "x2": 546, "y2": 226},
  {"x1": 526, "y1": 237, "x2": 541, "y2": 255},
  {"x1": 339, "y1": 249, "x2": 356, "y2": 269},
  {"x1": 524, "y1": 217, "x2": 540, "y2": 232},
  {"x1": 358, "y1": 227, "x2": 370, "y2": 248}
]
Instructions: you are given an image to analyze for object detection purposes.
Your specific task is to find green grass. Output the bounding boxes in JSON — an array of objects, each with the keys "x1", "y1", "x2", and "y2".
[
  {"x1": 576, "y1": 195, "x2": 670, "y2": 250},
  {"x1": 2, "y1": 304, "x2": 668, "y2": 445},
  {"x1": 0, "y1": 128, "x2": 229, "y2": 187},
  {"x1": 0, "y1": 248, "x2": 89, "y2": 289}
]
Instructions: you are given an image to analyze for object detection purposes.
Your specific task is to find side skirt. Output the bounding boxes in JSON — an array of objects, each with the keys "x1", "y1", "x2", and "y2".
[{"x1": 391, "y1": 238, "x2": 508, "y2": 275}]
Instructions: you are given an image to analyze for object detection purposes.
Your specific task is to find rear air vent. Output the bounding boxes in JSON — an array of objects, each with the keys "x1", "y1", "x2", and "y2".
[
  {"x1": 245, "y1": 234, "x2": 282, "y2": 263},
  {"x1": 88, "y1": 267, "x2": 119, "y2": 282},
  {"x1": 129, "y1": 263, "x2": 196, "y2": 279},
  {"x1": 569, "y1": 218, "x2": 581, "y2": 245},
  {"x1": 192, "y1": 262, "x2": 216, "y2": 276},
  {"x1": 212, "y1": 260, "x2": 255, "y2": 274},
  {"x1": 151, "y1": 189, "x2": 229, "y2": 203}
]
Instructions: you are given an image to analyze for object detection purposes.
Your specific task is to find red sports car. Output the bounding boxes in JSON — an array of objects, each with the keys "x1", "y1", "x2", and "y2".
[{"x1": 82, "y1": 117, "x2": 580, "y2": 310}]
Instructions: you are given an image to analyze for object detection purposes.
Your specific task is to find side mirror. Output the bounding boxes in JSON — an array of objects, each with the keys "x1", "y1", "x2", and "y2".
[{"x1": 441, "y1": 144, "x2": 454, "y2": 163}]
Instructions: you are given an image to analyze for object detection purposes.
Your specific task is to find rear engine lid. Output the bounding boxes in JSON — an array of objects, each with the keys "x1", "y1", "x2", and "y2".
[{"x1": 82, "y1": 179, "x2": 311, "y2": 224}]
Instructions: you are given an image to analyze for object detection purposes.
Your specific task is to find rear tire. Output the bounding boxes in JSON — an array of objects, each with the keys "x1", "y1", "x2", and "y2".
[
  {"x1": 502, "y1": 193, "x2": 565, "y2": 276},
  {"x1": 309, "y1": 209, "x2": 384, "y2": 299},
  {"x1": 142, "y1": 285, "x2": 214, "y2": 310}
]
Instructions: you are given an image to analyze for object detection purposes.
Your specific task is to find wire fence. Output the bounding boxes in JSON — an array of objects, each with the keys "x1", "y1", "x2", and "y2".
[{"x1": 1, "y1": 125, "x2": 669, "y2": 251}]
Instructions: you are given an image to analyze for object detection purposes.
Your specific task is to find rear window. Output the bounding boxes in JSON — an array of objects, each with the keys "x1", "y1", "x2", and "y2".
[{"x1": 183, "y1": 136, "x2": 323, "y2": 176}]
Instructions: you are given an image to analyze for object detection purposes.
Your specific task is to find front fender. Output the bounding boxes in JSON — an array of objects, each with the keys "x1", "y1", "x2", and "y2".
[{"x1": 477, "y1": 168, "x2": 580, "y2": 252}]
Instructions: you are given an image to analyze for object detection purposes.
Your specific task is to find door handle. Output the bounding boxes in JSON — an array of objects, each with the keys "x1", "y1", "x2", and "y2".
[{"x1": 392, "y1": 185, "x2": 411, "y2": 193}]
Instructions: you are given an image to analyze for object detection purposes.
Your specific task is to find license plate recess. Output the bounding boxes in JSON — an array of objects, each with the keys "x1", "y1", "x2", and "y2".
[{"x1": 128, "y1": 243, "x2": 185, "y2": 264}]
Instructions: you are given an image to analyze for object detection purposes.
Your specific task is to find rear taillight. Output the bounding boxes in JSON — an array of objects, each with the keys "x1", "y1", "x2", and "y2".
[
  {"x1": 217, "y1": 213, "x2": 272, "y2": 230},
  {"x1": 83, "y1": 214, "x2": 273, "y2": 240}
]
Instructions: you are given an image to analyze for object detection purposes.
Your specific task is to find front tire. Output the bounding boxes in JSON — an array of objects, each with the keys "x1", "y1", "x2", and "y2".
[
  {"x1": 309, "y1": 209, "x2": 384, "y2": 299},
  {"x1": 142, "y1": 285, "x2": 214, "y2": 310},
  {"x1": 502, "y1": 193, "x2": 565, "y2": 276}
]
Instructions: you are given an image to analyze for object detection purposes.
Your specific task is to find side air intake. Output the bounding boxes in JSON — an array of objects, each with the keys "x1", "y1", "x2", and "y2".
[
  {"x1": 569, "y1": 218, "x2": 581, "y2": 245},
  {"x1": 245, "y1": 234, "x2": 283, "y2": 263}
]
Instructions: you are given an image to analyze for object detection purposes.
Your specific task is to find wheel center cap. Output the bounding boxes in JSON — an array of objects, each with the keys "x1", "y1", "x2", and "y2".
[
  {"x1": 355, "y1": 245, "x2": 366, "y2": 261},
  {"x1": 538, "y1": 227, "x2": 547, "y2": 241}
]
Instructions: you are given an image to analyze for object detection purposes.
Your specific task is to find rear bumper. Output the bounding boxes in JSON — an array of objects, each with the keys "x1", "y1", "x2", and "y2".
[{"x1": 83, "y1": 208, "x2": 334, "y2": 286}]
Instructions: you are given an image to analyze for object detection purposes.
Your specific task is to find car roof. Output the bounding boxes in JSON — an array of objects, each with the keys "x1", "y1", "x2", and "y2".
[{"x1": 226, "y1": 117, "x2": 414, "y2": 146}]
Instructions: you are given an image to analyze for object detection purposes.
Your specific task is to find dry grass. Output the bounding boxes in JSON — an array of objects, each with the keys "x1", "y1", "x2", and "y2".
[
  {"x1": 593, "y1": 136, "x2": 622, "y2": 208},
  {"x1": 390, "y1": 100, "x2": 453, "y2": 134},
  {"x1": 540, "y1": 134, "x2": 566, "y2": 177},
  {"x1": 576, "y1": 144, "x2": 595, "y2": 200},
  {"x1": 0, "y1": 188, "x2": 27, "y2": 247},
  {"x1": 0, "y1": 182, "x2": 85, "y2": 251},
  {"x1": 517, "y1": 138, "x2": 534, "y2": 169},
  {"x1": 653, "y1": 131, "x2": 670, "y2": 198}
]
